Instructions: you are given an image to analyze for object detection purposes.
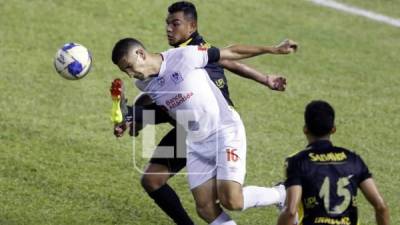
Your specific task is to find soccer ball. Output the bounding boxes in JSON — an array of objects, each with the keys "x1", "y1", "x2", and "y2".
[{"x1": 54, "y1": 43, "x2": 92, "y2": 80}]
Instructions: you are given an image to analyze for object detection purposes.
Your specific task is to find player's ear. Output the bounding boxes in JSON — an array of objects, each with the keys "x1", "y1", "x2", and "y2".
[
  {"x1": 303, "y1": 125, "x2": 309, "y2": 135},
  {"x1": 189, "y1": 21, "x2": 197, "y2": 34},
  {"x1": 136, "y1": 48, "x2": 146, "y2": 61},
  {"x1": 330, "y1": 126, "x2": 336, "y2": 134}
]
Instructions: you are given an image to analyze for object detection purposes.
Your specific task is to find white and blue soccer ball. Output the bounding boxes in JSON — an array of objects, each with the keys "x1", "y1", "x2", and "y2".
[{"x1": 54, "y1": 43, "x2": 92, "y2": 80}]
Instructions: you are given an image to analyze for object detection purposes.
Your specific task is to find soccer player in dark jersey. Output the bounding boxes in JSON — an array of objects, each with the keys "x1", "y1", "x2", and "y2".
[
  {"x1": 114, "y1": 2, "x2": 297, "y2": 224},
  {"x1": 277, "y1": 100, "x2": 390, "y2": 225}
]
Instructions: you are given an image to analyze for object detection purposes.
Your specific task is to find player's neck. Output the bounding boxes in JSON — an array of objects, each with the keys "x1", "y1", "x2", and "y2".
[
  {"x1": 143, "y1": 53, "x2": 163, "y2": 78},
  {"x1": 307, "y1": 135, "x2": 331, "y2": 145}
]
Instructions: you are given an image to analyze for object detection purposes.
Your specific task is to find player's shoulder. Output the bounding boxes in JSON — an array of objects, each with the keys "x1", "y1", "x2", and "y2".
[
  {"x1": 332, "y1": 145, "x2": 371, "y2": 177},
  {"x1": 168, "y1": 45, "x2": 201, "y2": 56},
  {"x1": 286, "y1": 147, "x2": 311, "y2": 161},
  {"x1": 332, "y1": 145, "x2": 364, "y2": 162},
  {"x1": 284, "y1": 148, "x2": 310, "y2": 169},
  {"x1": 162, "y1": 46, "x2": 196, "y2": 63},
  {"x1": 163, "y1": 47, "x2": 185, "y2": 56},
  {"x1": 179, "y1": 46, "x2": 209, "y2": 62}
]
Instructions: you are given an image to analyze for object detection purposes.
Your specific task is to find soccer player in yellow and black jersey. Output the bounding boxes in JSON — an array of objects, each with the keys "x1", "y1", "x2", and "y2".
[{"x1": 277, "y1": 100, "x2": 390, "y2": 225}]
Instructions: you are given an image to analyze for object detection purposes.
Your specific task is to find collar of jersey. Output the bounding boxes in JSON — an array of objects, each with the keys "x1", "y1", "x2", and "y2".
[
  {"x1": 157, "y1": 53, "x2": 167, "y2": 77},
  {"x1": 307, "y1": 140, "x2": 333, "y2": 149},
  {"x1": 178, "y1": 37, "x2": 193, "y2": 47},
  {"x1": 174, "y1": 31, "x2": 200, "y2": 47}
]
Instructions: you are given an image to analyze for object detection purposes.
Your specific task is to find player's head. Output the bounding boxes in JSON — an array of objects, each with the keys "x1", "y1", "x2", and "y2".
[
  {"x1": 166, "y1": 1, "x2": 198, "y2": 46},
  {"x1": 304, "y1": 100, "x2": 336, "y2": 139},
  {"x1": 112, "y1": 38, "x2": 148, "y2": 80}
]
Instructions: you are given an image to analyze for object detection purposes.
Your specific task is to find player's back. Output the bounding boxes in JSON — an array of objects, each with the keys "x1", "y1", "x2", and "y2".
[{"x1": 285, "y1": 140, "x2": 372, "y2": 225}]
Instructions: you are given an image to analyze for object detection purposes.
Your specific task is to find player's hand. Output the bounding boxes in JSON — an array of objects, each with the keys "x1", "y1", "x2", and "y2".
[
  {"x1": 275, "y1": 39, "x2": 298, "y2": 54},
  {"x1": 114, "y1": 121, "x2": 145, "y2": 137},
  {"x1": 114, "y1": 121, "x2": 143, "y2": 137},
  {"x1": 263, "y1": 75, "x2": 287, "y2": 91},
  {"x1": 114, "y1": 121, "x2": 130, "y2": 138}
]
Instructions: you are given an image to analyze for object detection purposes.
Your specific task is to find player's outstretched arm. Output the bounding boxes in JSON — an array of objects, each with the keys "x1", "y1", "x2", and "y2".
[
  {"x1": 277, "y1": 185, "x2": 302, "y2": 225},
  {"x1": 359, "y1": 178, "x2": 390, "y2": 225},
  {"x1": 219, "y1": 39, "x2": 298, "y2": 61},
  {"x1": 218, "y1": 59, "x2": 287, "y2": 91}
]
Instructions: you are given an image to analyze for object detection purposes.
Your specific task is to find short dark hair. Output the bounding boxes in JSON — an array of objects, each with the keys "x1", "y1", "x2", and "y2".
[
  {"x1": 111, "y1": 38, "x2": 145, "y2": 65},
  {"x1": 168, "y1": 1, "x2": 197, "y2": 21},
  {"x1": 305, "y1": 100, "x2": 335, "y2": 137}
]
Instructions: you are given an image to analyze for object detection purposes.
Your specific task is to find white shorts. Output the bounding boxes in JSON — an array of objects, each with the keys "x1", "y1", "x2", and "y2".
[{"x1": 186, "y1": 119, "x2": 247, "y2": 190}]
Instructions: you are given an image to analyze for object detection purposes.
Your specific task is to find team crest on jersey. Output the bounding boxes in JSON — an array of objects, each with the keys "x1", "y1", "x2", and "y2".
[
  {"x1": 156, "y1": 77, "x2": 165, "y2": 87},
  {"x1": 171, "y1": 72, "x2": 184, "y2": 84},
  {"x1": 215, "y1": 78, "x2": 225, "y2": 88}
]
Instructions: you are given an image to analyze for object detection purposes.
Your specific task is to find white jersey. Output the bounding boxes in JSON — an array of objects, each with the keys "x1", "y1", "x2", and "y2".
[{"x1": 135, "y1": 46, "x2": 241, "y2": 142}]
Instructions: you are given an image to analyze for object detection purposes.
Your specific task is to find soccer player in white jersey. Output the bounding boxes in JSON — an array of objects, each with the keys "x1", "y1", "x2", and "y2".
[{"x1": 111, "y1": 38, "x2": 297, "y2": 224}]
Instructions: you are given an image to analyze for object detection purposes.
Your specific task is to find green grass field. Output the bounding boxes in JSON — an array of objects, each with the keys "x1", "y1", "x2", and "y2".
[{"x1": 1, "y1": 0, "x2": 399, "y2": 224}]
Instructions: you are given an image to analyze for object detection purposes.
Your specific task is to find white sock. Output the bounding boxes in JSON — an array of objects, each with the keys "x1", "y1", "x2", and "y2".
[
  {"x1": 209, "y1": 211, "x2": 237, "y2": 225},
  {"x1": 242, "y1": 185, "x2": 283, "y2": 211}
]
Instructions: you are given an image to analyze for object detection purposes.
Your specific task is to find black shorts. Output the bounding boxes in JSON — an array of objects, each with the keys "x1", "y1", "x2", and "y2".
[{"x1": 149, "y1": 127, "x2": 187, "y2": 174}]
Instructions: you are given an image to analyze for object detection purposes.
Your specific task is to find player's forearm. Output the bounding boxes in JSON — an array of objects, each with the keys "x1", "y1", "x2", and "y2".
[
  {"x1": 277, "y1": 202, "x2": 298, "y2": 225},
  {"x1": 375, "y1": 204, "x2": 390, "y2": 225},
  {"x1": 219, "y1": 60, "x2": 267, "y2": 84},
  {"x1": 220, "y1": 44, "x2": 278, "y2": 61},
  {"x1": 359, "y1": 179, "x2": 390, "y2": 225},
  {"x1": 277, "y1": 210, "x2": 296, "y2": 225}
]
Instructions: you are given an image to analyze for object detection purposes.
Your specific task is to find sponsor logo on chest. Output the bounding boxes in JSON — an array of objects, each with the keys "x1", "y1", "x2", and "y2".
[{"x1": 165, "y1": 92, "x2": 194, "y2": 109}]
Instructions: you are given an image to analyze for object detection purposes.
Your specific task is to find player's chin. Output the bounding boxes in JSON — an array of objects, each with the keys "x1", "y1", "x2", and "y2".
[{"x1": 167, "y1": 38, "x2": 176, "y2": 46}]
